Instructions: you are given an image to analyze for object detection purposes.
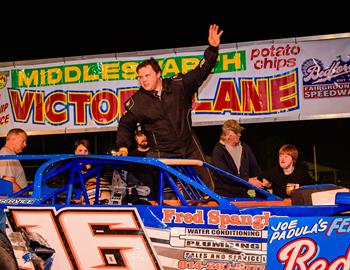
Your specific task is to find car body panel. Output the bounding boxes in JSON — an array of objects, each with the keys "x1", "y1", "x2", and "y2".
[{"x1": 0, "y1": 154, "x2": 349, "y2": 270}]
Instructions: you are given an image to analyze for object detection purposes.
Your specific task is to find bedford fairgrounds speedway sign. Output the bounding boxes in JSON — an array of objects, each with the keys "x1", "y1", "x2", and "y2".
[{"x1": 0, "y1": 33, "x2": 349, "y2": 136}]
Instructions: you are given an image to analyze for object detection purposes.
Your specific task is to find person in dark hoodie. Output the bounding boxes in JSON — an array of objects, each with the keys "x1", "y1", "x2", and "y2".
[
  {"x1": 127, "y1": 128, "x2": 158, "y2": 198},
  {"x1": 115, "y1": 24, "x2": 224, "y2": 191},
  {"x1": 257, "y1": 144, "x2": 314, "y2": 198},
  {"x1": 211, "y1": 119, "x2": 262, "y2": 197}
]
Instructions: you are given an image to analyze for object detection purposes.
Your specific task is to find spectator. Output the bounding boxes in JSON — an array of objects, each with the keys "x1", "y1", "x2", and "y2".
[
  {"x1": 211, "y1": 120, "x2": 262, "y2": 197},
  {"x1": 73, "y1": 139, "x2": 91, "y2": 173},
  {"x1": 129, "y1": 130, "x2": 150, "y2": 156},
  {"x1": 116, "y1": 24, "x2": 224, "y2": 191},
  {"x1": 74, "y1": 139, "x2": 90, "y2": 155},
  {"x1": 0, "y1": 128, "x2": 28, "y2": 192},
  {"x1": 128, "y1": 129, "x2": 158, "y2": 198},
  {"x1": 258, "y1": 144, "x2": 315, "y2": 198},
  {"x1": 73, "y1": 139, "x2": 111, "y2": 204}
]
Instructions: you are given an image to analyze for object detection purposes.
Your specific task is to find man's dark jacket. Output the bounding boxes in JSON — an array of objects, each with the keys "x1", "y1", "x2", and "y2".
[
  {"x1": 211, "y1": 142, "x2": 261, "y2": 197},
  {"x1": 117, "y1": 45, "x2": 218, "y2": 158}
]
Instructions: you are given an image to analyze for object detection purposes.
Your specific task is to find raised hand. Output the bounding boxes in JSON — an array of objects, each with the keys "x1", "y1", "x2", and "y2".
[{"x1": 208, "y1": 24, "x2": 223, "y2": 47}]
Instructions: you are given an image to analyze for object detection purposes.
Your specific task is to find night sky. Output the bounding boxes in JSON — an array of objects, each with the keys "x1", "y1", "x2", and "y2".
[{"x1": 1, "y1": 5, "x2": 348, "y2": 62}]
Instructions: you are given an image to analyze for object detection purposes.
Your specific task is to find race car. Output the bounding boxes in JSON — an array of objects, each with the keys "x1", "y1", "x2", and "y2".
[{"x1": 0, "y1": 154, "x2": 349, "y2": 270}]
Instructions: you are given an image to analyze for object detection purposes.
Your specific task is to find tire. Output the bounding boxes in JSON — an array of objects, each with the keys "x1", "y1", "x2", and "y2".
[{"x1": 0, "y1": 232, "x2": 18, "y2": 270}]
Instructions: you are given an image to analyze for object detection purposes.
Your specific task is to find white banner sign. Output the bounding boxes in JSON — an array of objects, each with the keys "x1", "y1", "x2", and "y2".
[{"x1": 1, "y1": 34, "x2": 349, "y2": 136}]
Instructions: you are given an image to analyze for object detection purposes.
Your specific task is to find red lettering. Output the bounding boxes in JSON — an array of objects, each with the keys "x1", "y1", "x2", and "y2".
[
  {"x1": 46, "y1": 91, "x2": 68, "y2": 124},
  {"x1": 278, "y1": 238, "x2": 350, "y2": 270},
  {"x1": 270, "y1": 72, "x2": 297, "y2": 111},
  {"x1": 68, "y1": 92, "x2": 92, "y2": 124},
  {"x1": 213, "y1": 80, "x2": 240, "y2": 112},
  {"x1": 9, "y1": 89, "x2": 35, "y2": 122},
  {"x1": 91, "y1": 90, "x2": 118, "y2": 124},
  {"x1": 0, "y1": 114, "x2": 9, "y2": 125},
  {"x1": 241, "y1": 79, "x2": 268, "y2": 112}
]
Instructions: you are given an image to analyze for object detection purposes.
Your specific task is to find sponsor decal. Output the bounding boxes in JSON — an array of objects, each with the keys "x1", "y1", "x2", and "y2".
[
  {"x1": 268, "y1": 217, "x2": 350, "y2": 269},
  {"x1": 302, "y1": 57, "x2": 350, "y2": 99},
  {"x1": 5, "y1": 207, "x2": 161, "y2": 270}
]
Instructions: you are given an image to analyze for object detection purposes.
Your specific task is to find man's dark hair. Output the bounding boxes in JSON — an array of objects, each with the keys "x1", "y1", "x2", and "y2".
[{"x1": 136, "y1": 57, "x2": 161, "y2": 74}]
